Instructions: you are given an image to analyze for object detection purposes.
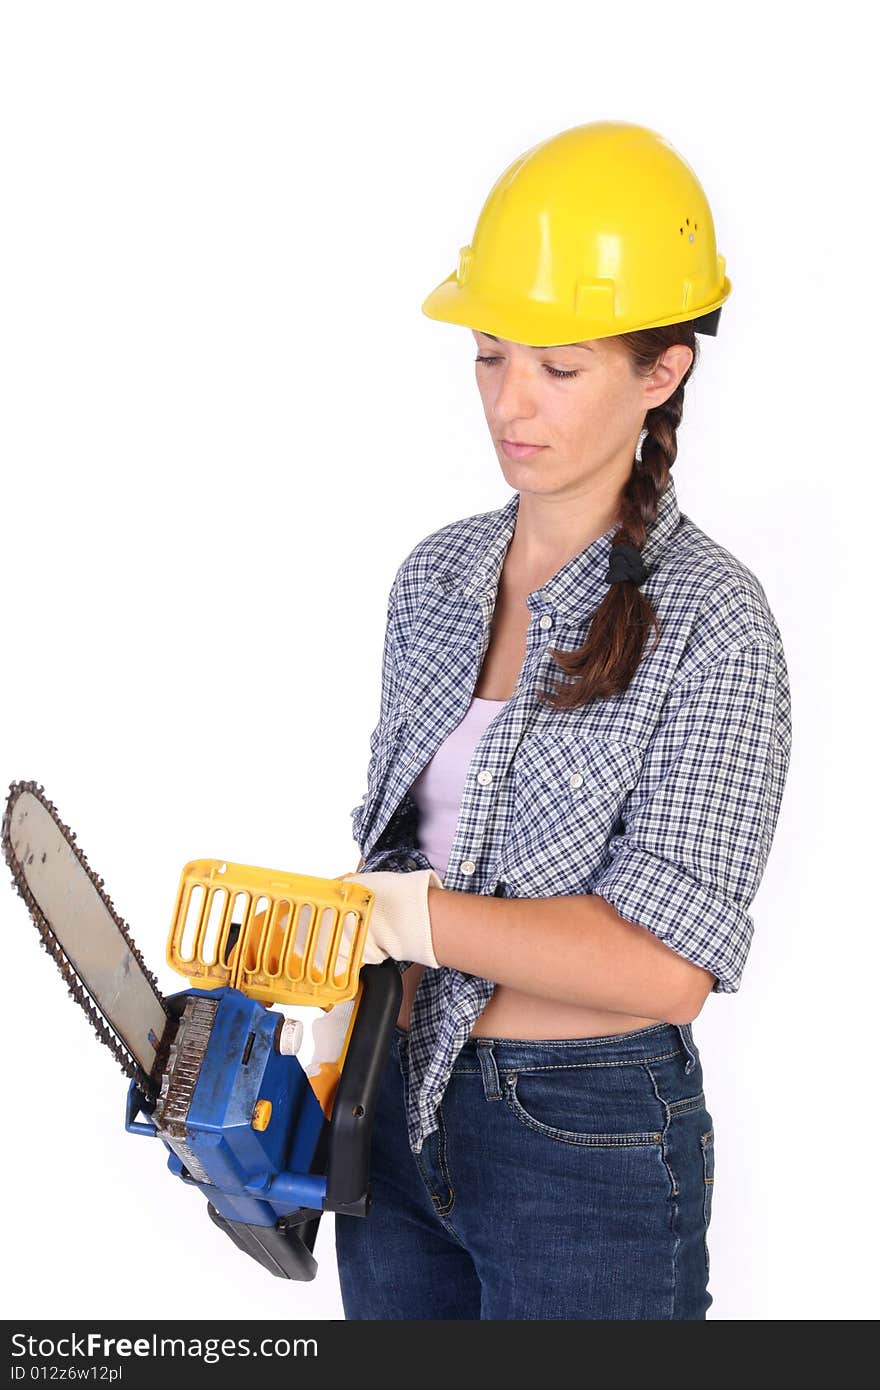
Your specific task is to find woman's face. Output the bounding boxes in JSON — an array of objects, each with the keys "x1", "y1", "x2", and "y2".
[{"x1": 471, "y1": 328, "x2": 692, "y2": 496}]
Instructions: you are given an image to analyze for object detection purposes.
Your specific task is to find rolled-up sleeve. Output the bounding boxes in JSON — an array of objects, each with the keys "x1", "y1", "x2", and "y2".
[{"x1": 592, "y1": 638, "x2": 792, "y2": 993}]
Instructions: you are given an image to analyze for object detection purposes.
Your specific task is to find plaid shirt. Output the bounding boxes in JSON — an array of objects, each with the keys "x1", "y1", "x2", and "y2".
[{"x1": 350, "y1": 475, "x2": 792, "y2": 1155}]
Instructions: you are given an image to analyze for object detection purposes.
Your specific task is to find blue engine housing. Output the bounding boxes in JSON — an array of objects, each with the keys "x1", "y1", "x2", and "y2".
[
  {"x1": 123, "y1": 960, "x2": 403, "y2": 1279},
  {"x1": 126, "y1": 987, "x2": 328, "y2": 1227}
]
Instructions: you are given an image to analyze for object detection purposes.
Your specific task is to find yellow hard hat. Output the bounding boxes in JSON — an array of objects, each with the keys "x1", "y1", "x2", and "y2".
[{"x1": 421, "y1": 120, "x2": 730, "y2": 344}]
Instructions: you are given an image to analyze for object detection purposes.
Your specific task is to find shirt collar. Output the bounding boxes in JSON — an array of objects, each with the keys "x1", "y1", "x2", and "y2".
[{"x1": 435, "y1": 472, "x2": 682, "y2": 623}]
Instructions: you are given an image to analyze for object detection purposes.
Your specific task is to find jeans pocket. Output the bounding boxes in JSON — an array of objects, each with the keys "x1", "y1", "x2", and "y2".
[
  {"x1": 700, "y1": 1127, "x2": 715, "y2": 1275},
  {"x1": 502, "y1": 1067, "x2": 663, "y2": 1148}
]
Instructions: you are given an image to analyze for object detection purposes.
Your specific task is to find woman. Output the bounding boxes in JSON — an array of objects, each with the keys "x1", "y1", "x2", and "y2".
[{"x1": 334, "y1": 121, "x2": 792, "y2": 1319}]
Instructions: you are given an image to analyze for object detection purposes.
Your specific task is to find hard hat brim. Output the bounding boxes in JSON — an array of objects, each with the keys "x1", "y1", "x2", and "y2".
[{"x1": 421, "y1": 272, "x2": 731, "y2": 344}]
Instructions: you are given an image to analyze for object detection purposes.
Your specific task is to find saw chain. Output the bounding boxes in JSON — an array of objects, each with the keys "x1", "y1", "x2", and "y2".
[{"x1": 2, "y1": 779, "x2": 171, "y2": 1098}]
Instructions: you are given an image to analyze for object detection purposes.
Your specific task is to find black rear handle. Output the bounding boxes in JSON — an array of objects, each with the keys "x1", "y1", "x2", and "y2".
[{"x1": 321, "y1": 959, "x2": 402, "y2": 1215}]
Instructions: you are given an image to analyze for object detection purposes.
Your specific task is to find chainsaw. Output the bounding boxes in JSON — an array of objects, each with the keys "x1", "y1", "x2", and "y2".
[{"x1": 2, "y1": 779, "x2": 401, "y2": 1282}]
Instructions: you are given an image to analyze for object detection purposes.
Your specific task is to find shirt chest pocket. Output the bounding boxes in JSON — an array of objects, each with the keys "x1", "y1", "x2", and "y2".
[{"x1": 498, "y1": 734, "x2": 644, "y2": 896}]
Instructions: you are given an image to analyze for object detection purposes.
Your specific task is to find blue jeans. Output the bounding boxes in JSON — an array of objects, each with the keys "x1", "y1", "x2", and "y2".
[{"x1": 335, "y1": 1020, "x2": 715, "y2": 1319}]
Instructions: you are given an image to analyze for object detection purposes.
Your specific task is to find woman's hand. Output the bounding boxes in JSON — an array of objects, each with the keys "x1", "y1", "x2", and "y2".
[{"x1": 339, "y1": 867, "x2": 443, "y2": 967}]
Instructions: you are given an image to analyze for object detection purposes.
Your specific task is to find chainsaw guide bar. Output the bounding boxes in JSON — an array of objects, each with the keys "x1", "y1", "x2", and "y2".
[{"x1": 2, "y1": 779, "x2": 173, "y2": 1098}]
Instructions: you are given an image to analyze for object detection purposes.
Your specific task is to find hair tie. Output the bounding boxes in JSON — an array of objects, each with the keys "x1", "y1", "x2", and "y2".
[{"x1": 606, "y1": 541, "x2": 649, "y2": 587}]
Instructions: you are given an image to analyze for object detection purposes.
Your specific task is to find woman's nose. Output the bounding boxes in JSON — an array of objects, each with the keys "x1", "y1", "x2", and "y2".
[{"x1": 492, "y1": 362, "x2": 538, "y2": 421}]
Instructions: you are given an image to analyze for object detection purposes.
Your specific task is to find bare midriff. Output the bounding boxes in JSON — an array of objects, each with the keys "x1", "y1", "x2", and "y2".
[
  {"x1": 394, "y1": 543, "x2": 661, "y2": 1042},
  {"x1": 396, "y1": 963, "x2": 661, "y2": 1038}
]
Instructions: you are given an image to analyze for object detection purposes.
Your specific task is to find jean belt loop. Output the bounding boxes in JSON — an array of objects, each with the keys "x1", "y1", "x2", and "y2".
[
  {"x1": 476, "y1": 1039, "x2": 502, "y2": 1101},
  {"x1": 676, "y1": 1022, "x2": 697, "y2": 1075}
]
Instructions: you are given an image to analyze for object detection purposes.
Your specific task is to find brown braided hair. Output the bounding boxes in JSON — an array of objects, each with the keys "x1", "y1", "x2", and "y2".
[{"x1": 538, "y1": 318, "x2": 700, "y2": 711}]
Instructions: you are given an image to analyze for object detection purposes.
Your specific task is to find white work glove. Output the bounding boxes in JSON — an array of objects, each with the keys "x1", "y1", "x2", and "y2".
[
  {"x1": 304, "y1": 997, "x2": 357, "y2": 1077},
  {"x1": 339, "y1": 868, "x2": 444, "y2": 968}
]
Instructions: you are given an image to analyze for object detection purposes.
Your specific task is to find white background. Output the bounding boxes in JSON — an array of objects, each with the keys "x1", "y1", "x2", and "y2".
[{"x1": 1, "y1": 0, "x2": 875, "y2": 1322}]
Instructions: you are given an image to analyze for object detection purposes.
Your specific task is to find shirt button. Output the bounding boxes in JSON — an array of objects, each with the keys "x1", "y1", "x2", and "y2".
[
  {"x1": 570, "y1": 771, "x2": 584, "y2": 788},
  {"x1": 477, "y1": 769, "x2": 493, "y2": 785},
  {"x1": 460, "y1": 860, "x2": 476, "y2": 876},
  {"x1": 539, "y1": 614, "x2": 553, "y2": 630}
]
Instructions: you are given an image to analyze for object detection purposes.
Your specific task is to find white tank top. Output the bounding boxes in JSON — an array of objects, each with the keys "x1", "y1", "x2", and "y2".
[{"x1": 409, "y1": 695, "x2": 508, "y2": 882}]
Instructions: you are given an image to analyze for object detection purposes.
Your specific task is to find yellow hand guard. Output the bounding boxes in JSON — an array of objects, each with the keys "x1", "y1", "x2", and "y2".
[{"x1": 166, "y1": 858, "x2": 376, "y2": 1009}]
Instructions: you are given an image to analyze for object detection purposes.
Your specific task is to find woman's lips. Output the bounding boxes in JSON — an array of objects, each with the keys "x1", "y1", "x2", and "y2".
[{"x1": 500, "y1": 439, "x2": 547, "y2": 460}]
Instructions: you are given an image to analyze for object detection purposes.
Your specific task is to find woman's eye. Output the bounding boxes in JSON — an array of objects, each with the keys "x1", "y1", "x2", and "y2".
[{"x1": 474, "y1": 355, "x2": 579, "y2": 380}]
